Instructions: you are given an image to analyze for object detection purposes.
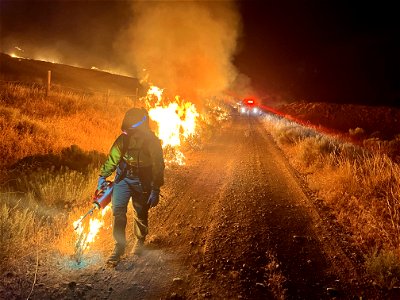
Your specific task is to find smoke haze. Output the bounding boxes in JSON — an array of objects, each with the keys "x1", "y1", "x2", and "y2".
[{"x1": 117, "y1": 1, "x2": 242, "y2": 102}]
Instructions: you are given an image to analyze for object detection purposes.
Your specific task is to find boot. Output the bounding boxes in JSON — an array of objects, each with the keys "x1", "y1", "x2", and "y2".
[
  {"x1": 131, "y1": 238, "x2": 145, "y2": 256},
  {"x1": 107, "y1": 244, "x2": 125, "y2": 263}
]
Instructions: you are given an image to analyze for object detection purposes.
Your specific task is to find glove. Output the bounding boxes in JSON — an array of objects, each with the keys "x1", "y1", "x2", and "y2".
[
  {"x1": 97, "y1": 176, "x2": 107, "y2": 191},
  {"x1": 147, "y1": 189, "x2": 160, "y2": 208}
]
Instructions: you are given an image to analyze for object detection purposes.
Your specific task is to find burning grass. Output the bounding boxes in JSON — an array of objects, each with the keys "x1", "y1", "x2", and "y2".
[{"x1": 263, "y1": 113, "x2": 400, "y2": 289}]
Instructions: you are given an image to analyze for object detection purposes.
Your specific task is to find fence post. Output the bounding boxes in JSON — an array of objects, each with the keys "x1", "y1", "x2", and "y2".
[{"x1": 46, "y1": 70, "x2": 51, "y2": 96}]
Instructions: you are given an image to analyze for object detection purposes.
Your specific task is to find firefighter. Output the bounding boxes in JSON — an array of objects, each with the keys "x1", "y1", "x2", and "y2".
[{"x1": 98, "y1": 107, "x2": 165, "y2": 263}]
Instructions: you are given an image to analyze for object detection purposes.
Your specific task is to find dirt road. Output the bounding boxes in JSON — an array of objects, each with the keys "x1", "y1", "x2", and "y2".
[{"x1": 24, "y1": 115, "x2": 382, "y2": 299}]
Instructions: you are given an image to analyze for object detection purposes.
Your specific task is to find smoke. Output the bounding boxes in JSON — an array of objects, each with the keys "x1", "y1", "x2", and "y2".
[{"x1": 117, "y1": 1, "x2": 242, "y2": 102}]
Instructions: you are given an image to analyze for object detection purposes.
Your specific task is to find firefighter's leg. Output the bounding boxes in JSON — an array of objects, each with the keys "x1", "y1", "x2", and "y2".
[
  {"x1": 108, "y1": 179, "x2": 131, "y2": 262},
  {"x1": 131, "y1": 187, "x2": 150, "y2": 252}
]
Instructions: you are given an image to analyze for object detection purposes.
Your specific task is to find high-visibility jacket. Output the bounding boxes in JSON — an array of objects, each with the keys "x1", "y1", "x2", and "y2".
[{"x1": 100, "y1": 130, "x2": 165, "y2": 190}]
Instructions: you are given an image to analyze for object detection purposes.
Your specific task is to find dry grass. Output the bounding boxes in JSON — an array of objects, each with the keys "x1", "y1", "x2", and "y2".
[
  {"x1": 263, "y1": 112, "x2": 400, "y2": 289},
  {"x1": 0, "y1": 166, "x2": 100, "y2": 270},
  {"x1": 365, "y1": 248, "x2": 400, "y2": 289},
  {"x1": 0, "y1": 83, "x2": 134, "y2": 171},
  {"x1": 0, "y1": 196, "x2": 42, "y2": 263}
]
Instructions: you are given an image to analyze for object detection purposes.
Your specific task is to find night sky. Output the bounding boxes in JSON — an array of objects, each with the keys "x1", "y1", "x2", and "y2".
[
  {"x1": 236, "y1": 1, "x2": 400, "y2": 106},
  {"x1": 1, "y1": 0, "x2": 399, "y2": 106}
]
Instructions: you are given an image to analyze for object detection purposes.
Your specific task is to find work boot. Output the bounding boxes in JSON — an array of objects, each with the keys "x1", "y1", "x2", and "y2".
[
  {"x1": 131, "y1": 238, "x2": 145, "y2": 256},
  {"x1": 107, "y1": 245, "x2": 125, "y2": 264}
]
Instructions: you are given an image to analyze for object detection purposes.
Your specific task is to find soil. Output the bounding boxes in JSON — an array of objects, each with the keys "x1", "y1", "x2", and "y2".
[{"x1": 1, "y1": 116, "x2": 393, "y2": 299}]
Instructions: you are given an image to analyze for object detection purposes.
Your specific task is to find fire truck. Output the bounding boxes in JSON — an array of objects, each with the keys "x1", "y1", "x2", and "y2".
[{"x1": 238, "y1": 97, "x2": 262, "y2": 116}]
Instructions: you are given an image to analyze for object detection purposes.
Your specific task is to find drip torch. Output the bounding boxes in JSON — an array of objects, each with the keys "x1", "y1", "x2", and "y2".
[{"x1": 74, "y1": 181, "x2": 114, "y2": 230}]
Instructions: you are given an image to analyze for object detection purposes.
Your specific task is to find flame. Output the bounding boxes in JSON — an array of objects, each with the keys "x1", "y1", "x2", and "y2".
[
  {"x1": 145, "y1": 86, "x2": 199, "y2": 165},
  {"x1": 73, "y1": 206, "x2": 111, "y2": 259},
  {"x1": 10, "y1": 53, "x2": 21, "y2": 59},
  {"x1": 147, "y1": 86, "x2": 164, "y2": 105},
  {"x1": 86, "y1": 218, "x2": 103, "y2": 244},
  {"x1": 149, "y1": 103, "x2": 182, "y2": 147}
]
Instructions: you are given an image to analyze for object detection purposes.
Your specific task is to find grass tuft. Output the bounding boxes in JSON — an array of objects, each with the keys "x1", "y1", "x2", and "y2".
[{"x1": 365, "y1": 248, "x2": 400, "y2": 289}]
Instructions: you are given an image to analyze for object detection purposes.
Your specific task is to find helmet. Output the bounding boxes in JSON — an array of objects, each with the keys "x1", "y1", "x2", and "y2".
[{"x1": 121, "y1": 107, "x2": 149, "y2": 133}]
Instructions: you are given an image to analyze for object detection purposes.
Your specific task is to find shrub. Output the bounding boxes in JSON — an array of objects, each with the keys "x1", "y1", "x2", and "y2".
[
  {"x1": 0, "y1": 196, "x2": 44, "y2": 267},
  {"x1": 365, "y1": 248, "x2": 400, "y2": 289},
  {"x1": 297, "y1": 136, "x2": 338, "y2": 167},
  {"x1": 0, "y1": 166, "x2": 100, "y2": 270}
]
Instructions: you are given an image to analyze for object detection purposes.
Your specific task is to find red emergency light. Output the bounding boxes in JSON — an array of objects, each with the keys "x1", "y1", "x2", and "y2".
[{"x1": 243, "y1": 98, "x2": 256, "y2": 106}]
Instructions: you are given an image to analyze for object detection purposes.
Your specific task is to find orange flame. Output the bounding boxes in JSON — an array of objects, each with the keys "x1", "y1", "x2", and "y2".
[
  {"x1": 73, "y1": 206, "x2": 111, "y2": 256},
  {"x1": 146, "y1": 86, "x2": 199, "y2": 165}
]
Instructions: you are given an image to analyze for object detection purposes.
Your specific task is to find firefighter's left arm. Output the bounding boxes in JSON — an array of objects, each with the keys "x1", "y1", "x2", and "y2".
[
  {"x1": 148, "y1": 135, "x2": 165, "y2": 190},
  {"x1": 100, "y1": 135, "x2": 124, "y2": 178}
]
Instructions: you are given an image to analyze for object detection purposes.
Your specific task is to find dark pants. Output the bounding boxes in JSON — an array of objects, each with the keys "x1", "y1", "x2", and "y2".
[{"x1": 111, "y1": 177, "x2": 149, "y2": 249}]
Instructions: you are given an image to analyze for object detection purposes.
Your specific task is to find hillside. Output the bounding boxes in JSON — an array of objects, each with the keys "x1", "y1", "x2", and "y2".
[{"x1": 0, "y1": 53, "x2": 144, "y2": 96}]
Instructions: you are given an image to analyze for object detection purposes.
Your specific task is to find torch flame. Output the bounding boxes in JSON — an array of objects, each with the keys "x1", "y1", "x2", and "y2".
[
  {"x1": 73, "y1": 206, "x2": 111, "y2": 261},
  {"x1": 86, "y1": 218, "x2": 103, "y2": 245}
]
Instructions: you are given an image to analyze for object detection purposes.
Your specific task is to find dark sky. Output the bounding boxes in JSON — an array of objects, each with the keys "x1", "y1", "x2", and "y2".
[
  {"x1": 0, "y1": 0, "x2": 131, "y2": 71},
  {"x1": 1, "y1": 0, "x2": 399, "y2": 106},
  {"x1": 236, "y1": 1, "x2": 400, "y2": 106}
]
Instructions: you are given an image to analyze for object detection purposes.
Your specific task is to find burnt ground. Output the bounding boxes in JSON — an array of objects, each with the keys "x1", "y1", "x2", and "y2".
[{"x1": 1, "y1": 116, "x2": 390, "y2": 299}]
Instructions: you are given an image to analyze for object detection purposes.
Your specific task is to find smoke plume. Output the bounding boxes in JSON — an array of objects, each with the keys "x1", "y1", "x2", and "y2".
[{"x1": 118, "y1": 1, "x2": 241, "y2": 102}]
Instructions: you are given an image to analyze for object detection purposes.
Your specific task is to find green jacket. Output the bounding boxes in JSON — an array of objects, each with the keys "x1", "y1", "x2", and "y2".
[{"x1": 100, "y1": 130, "x2": 165, "y2": 189}]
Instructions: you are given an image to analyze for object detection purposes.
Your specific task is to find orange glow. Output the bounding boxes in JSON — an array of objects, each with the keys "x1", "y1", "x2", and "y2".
[
  {"x1": 73, "y1": 206, "x2": 111, "y2": 256},
  {"x1": 10, "y1": 53, "x2": 21, "y2": 59},
  {"x1": 145, "y1": 86, "x2": 199, "y2": 165}
]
